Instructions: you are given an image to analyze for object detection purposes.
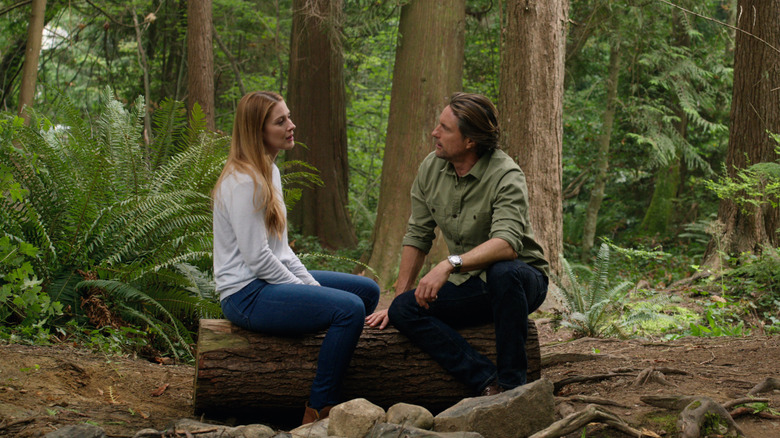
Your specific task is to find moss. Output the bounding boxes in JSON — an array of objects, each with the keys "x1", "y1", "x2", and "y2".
[{"x1": 641, "y1": 412, "x2": 678, "y2": 435}]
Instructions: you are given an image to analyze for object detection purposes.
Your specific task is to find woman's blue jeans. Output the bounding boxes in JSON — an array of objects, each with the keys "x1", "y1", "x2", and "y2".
[
  {"x1": 388, "y1": 259, "x2": 547, "y2": 394},
  {"x1": 220, "y1": 271, "x2": 380, "y2": 410}
]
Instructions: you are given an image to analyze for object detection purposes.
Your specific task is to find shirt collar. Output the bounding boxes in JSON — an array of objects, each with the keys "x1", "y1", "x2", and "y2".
[{"x1": 443, "y1": 151, "x2": 493, "y2": 180}]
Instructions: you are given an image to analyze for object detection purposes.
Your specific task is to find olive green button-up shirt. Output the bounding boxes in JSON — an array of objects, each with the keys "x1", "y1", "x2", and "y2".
[{"x1": 402, "y1": 150, "x2": 550, "y2": 285}]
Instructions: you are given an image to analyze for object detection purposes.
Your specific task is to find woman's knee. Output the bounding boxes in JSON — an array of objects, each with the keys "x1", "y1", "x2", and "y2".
[{"x1": 333, "y1": 294, "x2": 367, "y2": 327}]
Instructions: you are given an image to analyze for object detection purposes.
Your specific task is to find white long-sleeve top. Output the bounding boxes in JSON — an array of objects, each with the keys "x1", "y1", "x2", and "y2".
[{"x1": 213, "y1": 165, "x2": 318, "y2": 301}]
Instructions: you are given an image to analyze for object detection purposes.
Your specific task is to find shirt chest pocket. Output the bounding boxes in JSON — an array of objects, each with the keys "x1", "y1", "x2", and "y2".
[{"x1": 462, "y1": 211, "x2": 492, "y2": 245}]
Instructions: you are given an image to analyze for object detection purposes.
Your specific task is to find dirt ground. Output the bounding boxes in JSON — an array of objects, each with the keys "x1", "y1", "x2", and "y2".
[{"x1": 1, "y1": 294, "x2": 779, "y2": 438}]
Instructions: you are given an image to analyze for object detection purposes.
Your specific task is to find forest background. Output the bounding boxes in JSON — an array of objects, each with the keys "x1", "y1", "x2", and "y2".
[{"x1": 0, "y1": 0, "x2": 778, "y2": 361}]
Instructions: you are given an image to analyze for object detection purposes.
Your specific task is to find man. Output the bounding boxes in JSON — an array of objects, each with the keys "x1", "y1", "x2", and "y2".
[{"x1": 366, "y1": 92, "x2": 549, "y2": 396}]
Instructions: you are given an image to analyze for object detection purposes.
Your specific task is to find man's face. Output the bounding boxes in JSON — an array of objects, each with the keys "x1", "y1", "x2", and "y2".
[{"x1": 432, "y1": 105, "x2": 473, "y2": 162}]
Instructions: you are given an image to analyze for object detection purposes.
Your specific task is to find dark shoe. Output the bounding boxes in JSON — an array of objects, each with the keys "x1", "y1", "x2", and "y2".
[
  {"x1": 302, "y1": 402, "x2": 333, "y2": 425},
  {"x1": 480, "y1": 382, "x2": 505, "y2": 397}
]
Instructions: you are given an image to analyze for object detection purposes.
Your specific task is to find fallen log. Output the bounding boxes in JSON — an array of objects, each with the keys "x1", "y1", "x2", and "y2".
[{"x1": 194, "y1": 319, "x2": 540, "y2": 418}]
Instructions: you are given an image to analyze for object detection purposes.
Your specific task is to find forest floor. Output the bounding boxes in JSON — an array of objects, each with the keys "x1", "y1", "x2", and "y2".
[{"x1": 0, "y1": 288, "x2": 779, "y2": 438}]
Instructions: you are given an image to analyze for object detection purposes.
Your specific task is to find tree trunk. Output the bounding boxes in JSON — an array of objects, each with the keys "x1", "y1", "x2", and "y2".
[
  {"x1": 499, "y1": 0, "x2": 568, "y2": 277},
  {"x1": 193, "y1": 319, "x2": 540, "y2": 417},
  {"x1": 17, "y1": 0, "x2": 47, "y2": 124},
  {"x1": 132, "y1": 9, "x2": 154, "y2": 145},
  {"x1": 640, "y1": 157, "x2": 682, "y2": 236},
  {"x1": 639, "y1": 9, "x2": 690, "y2": 238},
  {"x1": 703, "y1": 0, "x2": 780, "y2": 269},
  {"x1": 286, "y1": 0, "x2": 357, "y2": 250},
  {"x1": 365, "y1": 0, "x2": 466, "y2": 288},
  {"x1": 581, "y1": 43, "x2": 620, "y2": 262},
  {"x1": 187, "y1": 0, "x2": 215, "y2": 130}
]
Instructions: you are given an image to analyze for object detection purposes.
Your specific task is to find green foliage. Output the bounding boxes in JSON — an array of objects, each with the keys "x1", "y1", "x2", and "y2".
[
  {"x1": 0, "y1": 235, "x2": 64, "y2": 343},
  {"x1": 681, "y1": 302, "x2": 750, "y2": 338},
  {"x1": 1, "y1": 88, "x2": 226, "y2": 360},
  {"x1": 706, "y1": 143, "x2": 780, "y2": 211},
  {"x1": 555, "y1": 244, "x2": 634, "y2": 337}
]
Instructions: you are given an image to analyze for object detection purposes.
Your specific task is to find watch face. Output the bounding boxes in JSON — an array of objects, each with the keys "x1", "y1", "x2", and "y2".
[{"x1": 449, "y1": 255, "x2": 462, "y2": 267}]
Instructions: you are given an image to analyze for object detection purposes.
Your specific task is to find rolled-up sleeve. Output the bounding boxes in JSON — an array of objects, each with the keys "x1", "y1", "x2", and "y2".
[
  {"x1": 489, "y1": 169, "x2": 529, "y2": 255},
  {"x1": 401, "y1": 168, "x2": 437, "y2": 254}
]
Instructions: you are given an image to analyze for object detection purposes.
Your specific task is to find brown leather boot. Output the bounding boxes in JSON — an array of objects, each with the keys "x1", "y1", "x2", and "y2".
[
  {"x1": 301, "y1": 402, "x2": 333, "y2": 425},
  {"x1": 480, "y1": 381, "x2": 506, "y2": 397}
]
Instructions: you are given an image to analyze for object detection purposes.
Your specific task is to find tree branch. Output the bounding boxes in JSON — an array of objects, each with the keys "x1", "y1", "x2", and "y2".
[{"x1": 656, "y1": 0, "x2": 780, "y2": 55}]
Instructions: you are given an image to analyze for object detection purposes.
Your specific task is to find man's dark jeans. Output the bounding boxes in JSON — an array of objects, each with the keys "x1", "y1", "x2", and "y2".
[{"x1": 388, "y1": 259, "x2": 547, "y2": 393}]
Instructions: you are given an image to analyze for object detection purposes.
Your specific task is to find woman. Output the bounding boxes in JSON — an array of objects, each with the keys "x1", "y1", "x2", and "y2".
[{"x1": 212, "y1": 91, "x2": 379, "y2": 424}]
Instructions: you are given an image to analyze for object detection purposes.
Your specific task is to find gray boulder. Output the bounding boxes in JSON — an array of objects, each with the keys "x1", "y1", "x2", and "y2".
[
  {"x1": 386, "y1": 402, "x2": 434, "y2": 430},
  {"x1": 433, "y1": 379, "x2": 555, "y2": 438},
  {"x1": 133, "y1": 418, "x2": 275, "y2": 438},
  {"x1": 370, "y1": 423, "x2": 483, "y2": 438},
  {"x1": 45, "y1": 424, "x2": 106, "y2": 438},
  {"x1": 328, "y1": 398, "x2": 386, "y2": 438},
  {"x1": 289, "y1": 418, "x2": 330, "y2": 438}
]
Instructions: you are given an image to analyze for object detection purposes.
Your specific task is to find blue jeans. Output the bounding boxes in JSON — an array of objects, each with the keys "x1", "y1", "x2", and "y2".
[
  {"x1": 220, "y1": 271, "x2": 380, "y2": 410},
  {"x1": 388, "y1": 260, "x2": 547, "y2": 393}
]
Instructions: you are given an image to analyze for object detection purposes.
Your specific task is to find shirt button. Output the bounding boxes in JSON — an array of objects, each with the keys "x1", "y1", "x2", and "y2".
[{"x1": 452, "y1": 214, "x2": 457, "y2": 218}]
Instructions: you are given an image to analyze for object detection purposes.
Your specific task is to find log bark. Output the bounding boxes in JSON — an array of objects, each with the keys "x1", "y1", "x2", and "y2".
[{"x1": 194, "y1": 319, "x2": 540, "y2": 417}]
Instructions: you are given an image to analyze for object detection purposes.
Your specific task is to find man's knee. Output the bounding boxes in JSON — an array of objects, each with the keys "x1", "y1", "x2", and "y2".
[{"x1": 388, "y1": 291, "x2": 415, "y2": 325}]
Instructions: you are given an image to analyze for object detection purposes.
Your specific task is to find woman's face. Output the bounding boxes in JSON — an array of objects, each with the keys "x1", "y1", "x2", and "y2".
[{"x1": 263, "y1": 100, "x2": 296, "y2": 158}]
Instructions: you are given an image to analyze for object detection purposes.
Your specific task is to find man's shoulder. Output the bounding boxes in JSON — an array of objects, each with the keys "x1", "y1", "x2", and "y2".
[{"x1": 484, "y1": 150, "x2": 524, "y2": 178}]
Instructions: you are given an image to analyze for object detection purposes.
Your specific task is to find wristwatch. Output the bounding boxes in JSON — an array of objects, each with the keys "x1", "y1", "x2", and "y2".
[{"x1": 447, "y1": 255, "x2": 463, "y2": 273}]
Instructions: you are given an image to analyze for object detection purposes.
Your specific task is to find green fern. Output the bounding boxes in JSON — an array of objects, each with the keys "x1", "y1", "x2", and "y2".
[
  {"x1": 556, "y1": 244, "x2": 634, "y2": 337},
  {"x1": 1, "y1": 88, "x2": 226, "y2": 359}
]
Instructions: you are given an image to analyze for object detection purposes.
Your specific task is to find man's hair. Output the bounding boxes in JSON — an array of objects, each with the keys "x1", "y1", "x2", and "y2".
[{"x1": 448, "y1": 92, "x2": 500, "y2": 156}]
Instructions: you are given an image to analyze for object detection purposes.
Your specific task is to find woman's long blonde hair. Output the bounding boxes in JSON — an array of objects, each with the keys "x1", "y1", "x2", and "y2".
[{"x1": 213, "y1": 91, "x2": 286, "y2": 238}]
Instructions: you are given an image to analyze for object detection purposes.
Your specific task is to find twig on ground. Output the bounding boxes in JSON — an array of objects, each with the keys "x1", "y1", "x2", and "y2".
[
  {"x1": 553, "y1": 372, "x2": 634, "y2": 395},
  {"x1": 558, "y1": 395, "x2": 632, "y2": 408},
  {"x1": 633, "y1": 367, "x2": 676, "y2": 387},
  {"x1": 722, "y1": 397, "x2": 770, "y2": 410},
  {"x1": 528, "y1": 404, "x2": 655, "y2": 438}
]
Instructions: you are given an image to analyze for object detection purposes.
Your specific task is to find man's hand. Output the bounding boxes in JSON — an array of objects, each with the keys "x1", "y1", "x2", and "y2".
[
  {"x1": 366, "y1": 309, "x2": 390, "y2": 329},
  {"x1": 414, "y1": 260, "x2": 451, "y2": 309}
]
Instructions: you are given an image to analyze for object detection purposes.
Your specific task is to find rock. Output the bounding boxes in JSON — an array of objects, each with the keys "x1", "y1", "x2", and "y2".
[
  {"x1": 328, "y1": 398, "x2": 386, "y2": 438},
  {"x1": 233, "y1": 423, "x2": 278, "y2": 438},
  {"x1": 386, "y1": 403, "x2": 434, "y2": 430},
  {"x1": 289, "y1": 418, "x2": 330, "y2": 438},
  {"x1": 44, "y1": 424, "x2": 106, "y2": 438},
  {"x1": 433, "y1": 379, "x2": 555, "y2": 438},
  {"x1": 371, "y1": 423, "x2": 483, "y2": 438},
  {"x1": 133, "y1": 418, "x2": 275, "y2": 438}
]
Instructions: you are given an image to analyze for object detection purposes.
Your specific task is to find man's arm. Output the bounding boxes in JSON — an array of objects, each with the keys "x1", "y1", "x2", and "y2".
[
  {"x1": 413, "y1": 237, "x2": 516, "y2": 308},
  {"x1": 365, "y1": 245, "x2": 427, "y2": 329}
]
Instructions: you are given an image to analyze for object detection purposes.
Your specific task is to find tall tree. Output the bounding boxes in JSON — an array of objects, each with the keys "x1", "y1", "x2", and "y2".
[
  {"x1": 581, "y1": 42, "x2": 620, "y2": 261},
  {"x1": 499, "y1": 0, "x2": 568, "y2": 276},
  {"x1": 187, "y1": 0, "x2": 215, "y2": 130},
  {"x1": 638, "y1": 8, "x2": 690, "y2": 237},
  {"x1": 287, "y1": 0, "x2": 357, "y2": 249},
  {"x1": 17, "y1": 0, "x2": 47, "y2": 124},
  {"x1": 704, "y1": 0, "x2": 780, "y2": 268},
  {"x1": 366, "y1": 0, "x2": 466, "y2": 288}
]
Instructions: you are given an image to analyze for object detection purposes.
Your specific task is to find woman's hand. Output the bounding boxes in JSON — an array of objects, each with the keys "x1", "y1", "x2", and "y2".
[{"x1": 366, "y1": 309, "x2": 390, "y2": 330}]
